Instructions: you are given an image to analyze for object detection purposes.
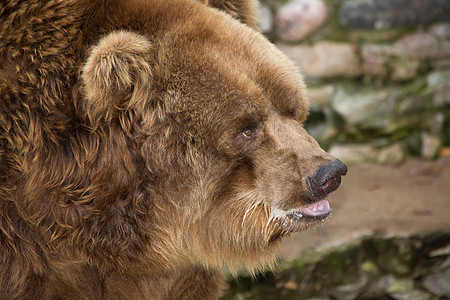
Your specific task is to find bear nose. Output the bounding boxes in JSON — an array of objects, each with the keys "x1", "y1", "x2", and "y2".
[{"x1": 306, "y1": 159, "x2": 347, "y2": 198}]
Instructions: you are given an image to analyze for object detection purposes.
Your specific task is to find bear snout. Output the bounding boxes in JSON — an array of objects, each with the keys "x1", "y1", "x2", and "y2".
[{"x1": 306, "y1": 159, "x2": 348, "y2": 199}]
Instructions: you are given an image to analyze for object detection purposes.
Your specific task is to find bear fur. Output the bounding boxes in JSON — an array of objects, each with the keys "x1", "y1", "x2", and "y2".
[{"x1": 0, "y1": 0, "x2": 345, "y2": 298}]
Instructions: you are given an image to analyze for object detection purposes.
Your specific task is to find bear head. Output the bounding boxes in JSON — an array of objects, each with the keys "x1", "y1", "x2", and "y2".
[{"x1": 15, "y1": 0, "x2": 347, "y2": 276}]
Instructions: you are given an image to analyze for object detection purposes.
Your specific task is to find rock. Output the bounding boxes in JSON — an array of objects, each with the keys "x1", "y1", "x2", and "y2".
[
  {"x1": 328, "y1": 143, "x2": 405, "y2": 165},
  {"x1": 376, "y1": 143, "x2": 405, "y2": 164},
  {"x1": 331, "y1": 86, "x2": 400, "y2": 129},
  {"x1": 258, "y1": 5, "x2": 273, "y2": 33},
  {"x1": 361, "y1": 43, "x2": 419, "y2": 81},
  {"x1": 361, "y1": 30, "x2": 450, "y2": 81},
  {"x1": 390, "y1": 289, "x2": 434, "y2": 300},
  {"x1": 390, "y1": 59, "x2": 420, "y2": 81},
  {"x1": 429, "y1": 248, "x2": 450, "y2": 259},
  {"x1": 321, "y1": 78, "x2": 447, "y2": 157},
  {"x1": 307, "y1": 121, "x2": 338, "y2": 146},
  {"x1": 361, "y1": 44, "x2": 390, "y2": 79},
  {"x1": 330, "y1": 80, "x2": 440, "y2": 133},
  {"x1": 427, "y1": 71, "x2": 450, "y2": 105},
  {"x1": 278, "y1": 42, "x2": 360, "y2": 78},
  {"x1": 307, "y1": 85, "x2": 335, "y2": 108},
  {"x1": 394, "y1": 32, "x2": 449, "y2": 59},
  {"x1": 387, "y1": 277, "x2": 414, "y2": 294},
  {"x1": 427, "y1": 71, "x2": 450, "y2": 89},
  {"x1": 421, "y1": 133, "x2": 442, "y2": 159},
  {"x1": 328, "y1": 144, "x2": 378, "y2": 165},
  {"x1": 429, "y1": 22, "x2": 450, "y2": 39},
  {"x1": 363, "y1": 274, "x2": 396, "y2": 297},
  {"x1": 274, "y1": 0, "x2": 328, "y2": 42},
  {"x1": 339, "y1": 0, "x2": 450, "y2": 29},
  {"x1": 422, "y1": 267, "x2": 450, "y2": 297},
  {"x1": 331, "y1": 274, "x2": 368, "y2": 300}
]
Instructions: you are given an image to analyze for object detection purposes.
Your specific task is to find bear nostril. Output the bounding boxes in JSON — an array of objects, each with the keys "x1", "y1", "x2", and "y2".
[{"x1": 307, "y1": 159, "x2": 347, "y2": 197}]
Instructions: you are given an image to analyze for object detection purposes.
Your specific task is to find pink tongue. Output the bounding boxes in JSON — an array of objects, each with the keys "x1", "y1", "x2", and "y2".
[{"x1": 299, "y1": 199, "x2": 331, "y2": 217}]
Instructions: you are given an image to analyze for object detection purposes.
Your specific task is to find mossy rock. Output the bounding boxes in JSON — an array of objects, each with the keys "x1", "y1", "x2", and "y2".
[{"x1": 222, "y1": 231, "x2": 450, "y2": 299}]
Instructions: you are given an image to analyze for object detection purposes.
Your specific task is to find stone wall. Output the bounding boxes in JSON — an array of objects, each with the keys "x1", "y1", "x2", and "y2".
[{"x1": 259, "y1": 0, "x2": 450, "y2": 164}]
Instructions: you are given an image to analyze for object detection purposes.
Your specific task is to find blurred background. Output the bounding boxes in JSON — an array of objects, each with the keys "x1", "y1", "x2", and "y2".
[{"x1": 223, "y1": 0, "x2": 450, "y2": 299}]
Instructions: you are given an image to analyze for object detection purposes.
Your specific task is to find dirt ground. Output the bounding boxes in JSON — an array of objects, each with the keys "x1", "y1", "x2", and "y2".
[{"x1": 280, "y1": 156, "x2": 450, "y2": 261}]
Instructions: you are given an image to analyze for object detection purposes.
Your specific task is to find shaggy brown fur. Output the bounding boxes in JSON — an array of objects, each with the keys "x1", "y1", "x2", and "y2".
[{"x1": 0, "y1": 0, "x2": 344, "y2": 298}]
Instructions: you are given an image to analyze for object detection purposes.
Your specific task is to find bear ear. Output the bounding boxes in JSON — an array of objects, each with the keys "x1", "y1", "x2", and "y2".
[
  {"x1": 81, "y1": 30, "x2": 154, "y2": 122},
  {"x1": 204, "y1": 0, "x2": 259, "y2": 29}
]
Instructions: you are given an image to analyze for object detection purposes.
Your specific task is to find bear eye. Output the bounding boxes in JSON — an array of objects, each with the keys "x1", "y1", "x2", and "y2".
[
  {"x1": 235, "y1": 126, "x2": 263, "y2": 152},
  {"x1": 242, "y1": 129, "x2": 254, "y2": 138}
]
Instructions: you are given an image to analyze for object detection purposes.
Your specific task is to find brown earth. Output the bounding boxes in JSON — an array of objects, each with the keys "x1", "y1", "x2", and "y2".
[{"x1": 280, "y1": 156, "x2": 450, "y2": 261}]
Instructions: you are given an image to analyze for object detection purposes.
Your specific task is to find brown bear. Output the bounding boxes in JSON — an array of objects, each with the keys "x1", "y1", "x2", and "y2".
[{"x1": 0, "y1": 0, "x2": 347, "y2": 299}]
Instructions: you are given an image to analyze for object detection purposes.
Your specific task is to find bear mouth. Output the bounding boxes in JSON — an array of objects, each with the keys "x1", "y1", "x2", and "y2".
[
  {"x1": 268, "y1": 199, "x2": 331, "y2": 242},
  {"x1": 287, "y1": 198, "x2": 331, "y2": 221}
]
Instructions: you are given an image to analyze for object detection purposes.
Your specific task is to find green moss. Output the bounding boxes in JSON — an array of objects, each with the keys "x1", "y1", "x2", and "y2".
[{"x1": 361, "y1": 260, "x2": 379, "y2": 274}]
